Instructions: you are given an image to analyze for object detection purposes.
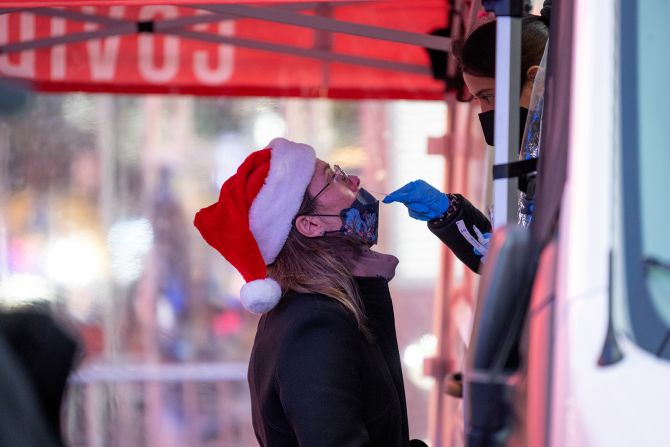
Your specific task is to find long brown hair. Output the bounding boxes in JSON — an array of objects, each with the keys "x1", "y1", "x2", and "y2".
[{"x1": 266, "y1": 192, "x2": 370, "y2": 336}]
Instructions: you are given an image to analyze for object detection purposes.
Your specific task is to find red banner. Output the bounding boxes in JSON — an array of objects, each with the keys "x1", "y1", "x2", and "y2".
[{"x1": 0, "y1": 1, "x2": 448, "y2": 99}]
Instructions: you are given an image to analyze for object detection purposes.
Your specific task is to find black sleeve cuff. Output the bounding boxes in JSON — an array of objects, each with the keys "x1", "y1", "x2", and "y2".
[{"x1": 427, "y1": 194, "x2": 492, "y2": 273}]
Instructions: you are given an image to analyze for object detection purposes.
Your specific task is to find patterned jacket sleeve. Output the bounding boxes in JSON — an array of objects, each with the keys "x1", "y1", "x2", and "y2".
[{"x1": 427, "y1": 194, "x2": 492, "y2": 273}]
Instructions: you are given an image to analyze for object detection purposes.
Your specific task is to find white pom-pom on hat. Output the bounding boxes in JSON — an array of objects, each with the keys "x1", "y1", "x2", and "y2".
[{"x1": 240, "y1": 278, "x2": 282, "y2": 314}]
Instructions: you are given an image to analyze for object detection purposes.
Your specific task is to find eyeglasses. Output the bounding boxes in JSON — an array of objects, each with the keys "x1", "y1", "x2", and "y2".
[
  {"x1": 333, "y1": 165, "x2": 348, "y2": 182},
  {"x1": 293, "y1": 165, "x2": 349, "y2": 227},
  {"x1": 310, "y1": 164, "x2": 348, "y2": 203}
]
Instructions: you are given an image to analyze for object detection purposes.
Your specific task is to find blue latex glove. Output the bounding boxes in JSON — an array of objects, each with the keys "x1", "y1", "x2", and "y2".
[{"x1": 382, "y1": 180, "x2": 450, "y2": 221}]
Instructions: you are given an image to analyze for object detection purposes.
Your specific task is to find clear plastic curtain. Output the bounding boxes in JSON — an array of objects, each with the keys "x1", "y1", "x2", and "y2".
[{"x1": 518, "y1": 41, "x2": 548, "y2": 228}]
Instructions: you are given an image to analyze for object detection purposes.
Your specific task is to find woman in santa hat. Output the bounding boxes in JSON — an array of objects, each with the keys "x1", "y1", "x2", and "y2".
[{"x1": 194, "y1": 138, "x2": 426, "y2": 447}]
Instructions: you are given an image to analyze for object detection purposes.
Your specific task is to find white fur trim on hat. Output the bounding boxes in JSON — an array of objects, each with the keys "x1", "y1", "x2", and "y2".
[
  {"x1": 249, "y1": 138, "x2": 316, "y2": 264},
  {"x1": 240, "y1": 278, "x2": 282, "y2": 314}
]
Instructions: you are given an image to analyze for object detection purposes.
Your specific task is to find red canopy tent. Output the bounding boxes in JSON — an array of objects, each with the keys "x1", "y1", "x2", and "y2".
[{"x1": 0, "y1": 0, "x2": 452, "y2": 99}]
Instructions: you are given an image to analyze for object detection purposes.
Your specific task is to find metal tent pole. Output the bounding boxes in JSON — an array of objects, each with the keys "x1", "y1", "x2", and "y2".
[
  {"x1": 493, "y1": 15, "x2": 522, "y2": 227},
  {"x1": 486, "y1": 0, "x2": 527, "y2": 227}
]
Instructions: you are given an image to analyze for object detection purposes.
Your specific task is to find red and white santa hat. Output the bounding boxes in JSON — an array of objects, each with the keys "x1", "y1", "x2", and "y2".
[{"x1": 193, "y1": 138, "x2": 316, "y2": 314}]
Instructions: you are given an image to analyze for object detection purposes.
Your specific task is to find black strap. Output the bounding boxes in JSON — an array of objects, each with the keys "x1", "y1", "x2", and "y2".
[
  {"x1": 137, "y1": 21, "x2": 155, "y2": 33},
  {"x1": 492, "y1": 158, "x2": 538, "y2": 180}
]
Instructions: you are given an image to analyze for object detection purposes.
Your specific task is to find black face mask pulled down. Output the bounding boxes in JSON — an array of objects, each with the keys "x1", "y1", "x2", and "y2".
[{"x1": 478, "y1": 107, "x2": 529, "y2": 147}]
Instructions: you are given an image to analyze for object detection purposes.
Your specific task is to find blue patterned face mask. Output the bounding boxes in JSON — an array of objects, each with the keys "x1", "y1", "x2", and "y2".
[{"x1": 308, "y1": 188, "x2": 379, "y2": 246}]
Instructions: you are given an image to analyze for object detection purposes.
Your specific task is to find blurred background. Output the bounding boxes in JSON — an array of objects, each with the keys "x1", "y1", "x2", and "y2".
[{"x1": 0, "y1": 93, "x2": 449, "y2": 446}]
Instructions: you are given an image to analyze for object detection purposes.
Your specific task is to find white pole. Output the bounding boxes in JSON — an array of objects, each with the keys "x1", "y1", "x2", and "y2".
[{"x1": 493, "y1": 16, "x2": 522, "y2": 228}]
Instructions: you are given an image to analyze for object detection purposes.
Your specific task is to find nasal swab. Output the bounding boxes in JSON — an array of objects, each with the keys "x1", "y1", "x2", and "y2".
[{"x1": 368, "y1": 190, "x2": 388, "y2": 198}]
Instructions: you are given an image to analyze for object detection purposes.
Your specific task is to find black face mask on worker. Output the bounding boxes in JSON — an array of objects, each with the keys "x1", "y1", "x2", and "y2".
[{"x1": 478, "y1": 107, "x2": 529, "y2": 147}]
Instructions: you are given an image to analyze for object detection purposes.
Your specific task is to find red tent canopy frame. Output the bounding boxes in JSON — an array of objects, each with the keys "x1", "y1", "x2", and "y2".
[{"x1": 0, "y1": 1, "x2": 451, "y2": 99}]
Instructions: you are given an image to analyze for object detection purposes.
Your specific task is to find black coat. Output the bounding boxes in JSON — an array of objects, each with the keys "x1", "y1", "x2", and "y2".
[
  {"x1": 0, "y1": 309, "x2": 79, "y2": 447},
  {"x1": 248, "y1": 277, "x2": 411, "y2": 447}
]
